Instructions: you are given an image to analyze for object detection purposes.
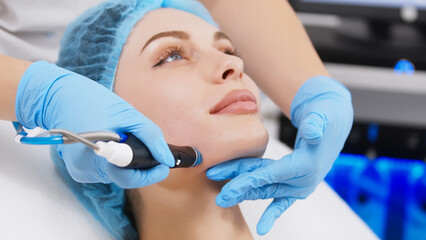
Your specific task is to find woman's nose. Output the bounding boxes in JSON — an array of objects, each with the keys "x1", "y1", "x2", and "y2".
[{"x1": 212, "y1": 54, "x2": 244, "y2": 83}]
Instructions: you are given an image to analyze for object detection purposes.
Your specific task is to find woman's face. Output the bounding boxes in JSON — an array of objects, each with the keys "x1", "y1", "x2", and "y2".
[{"x1": 114, "y1": 8, "x2": 268, "y2": 176}]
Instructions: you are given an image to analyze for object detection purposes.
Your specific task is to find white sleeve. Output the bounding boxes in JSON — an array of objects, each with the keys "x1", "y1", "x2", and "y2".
[{"x1": 0, "y1": 0, "x2": 103, "y2": 62}]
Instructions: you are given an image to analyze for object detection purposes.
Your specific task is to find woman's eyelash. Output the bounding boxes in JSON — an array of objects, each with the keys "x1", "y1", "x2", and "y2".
[
  {"x1": 224, "y1": 48, "x2": 241, "y2": 58},
  {"x1": 153, "y1": 46, "x2": 241, "y2": 67},
  {"x1": 154, "y1": 46, "x2": 184, "y2": 67}
]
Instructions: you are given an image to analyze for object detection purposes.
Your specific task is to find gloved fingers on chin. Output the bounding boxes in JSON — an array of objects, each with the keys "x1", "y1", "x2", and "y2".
[
  {"x1": 246, "y1": 183, "x2": 311, "y2": 200},
  {"x1": 299, "y1": 112, "x2": 326, "y2": 145},
  {"x1": 256, "y1": 197, "x2": 297, "y2": 236},
  {"x1": 215, "y1": 183, "x2": 309, "y2": 208},
  {"x1": 215, "y1": 155, "x2": 307, "y2": 201},
  {"x1": 215, "y1": 165, "x2": 284, "y2": 202},
  {"x1": 215, "y1": 183, "x2": 280, "y2": 208},
  {"x1": 104, "y1": 163, "x2": 169, "y2": 189},
  {"x1": 206, "y1": 157, "x2": 274, "y2": 181}
]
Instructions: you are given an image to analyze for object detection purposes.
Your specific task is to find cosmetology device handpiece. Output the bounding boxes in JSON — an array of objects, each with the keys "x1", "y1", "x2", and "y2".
[{"x1": 15, "y1": 124, "x2": 202, "y2": 169}]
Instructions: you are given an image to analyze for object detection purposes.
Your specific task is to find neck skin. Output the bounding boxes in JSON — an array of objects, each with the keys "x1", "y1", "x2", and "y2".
[{"x1": 127, "y1": 171, "x2": 253, "y2": 240}]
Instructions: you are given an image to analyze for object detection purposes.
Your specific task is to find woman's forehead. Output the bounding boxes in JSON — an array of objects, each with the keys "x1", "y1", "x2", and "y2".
[{"x1": 133, "y1": 8, "x2": 219, "y2": 42}]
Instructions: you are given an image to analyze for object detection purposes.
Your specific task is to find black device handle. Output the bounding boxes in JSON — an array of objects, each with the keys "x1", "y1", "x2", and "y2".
[{"x1": 123, "y1": 133, "x2": 197, "y2": 169}]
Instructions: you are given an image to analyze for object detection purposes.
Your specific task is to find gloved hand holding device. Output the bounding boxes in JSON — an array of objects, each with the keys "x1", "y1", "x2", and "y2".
[
  {"x1": 15, "y1": 61, "x2": 175, "y2": 188},
  {"x1": 206, "y1": 76, "x2": 354, "y2": 235}
]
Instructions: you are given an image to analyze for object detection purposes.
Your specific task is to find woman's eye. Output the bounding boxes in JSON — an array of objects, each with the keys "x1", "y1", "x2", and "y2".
[
  {"x1": 224, "y1": 48, "x2": 240, "y2": 58},
  {"x1": 154, "y1": 47, "x2": 185, "y2": 67},
  {"x1": 164, "y1": 53, "x2": 183, "y2": 63}
]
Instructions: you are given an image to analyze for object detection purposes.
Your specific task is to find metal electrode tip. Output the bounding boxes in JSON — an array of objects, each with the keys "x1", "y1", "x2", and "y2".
[{"x1": 193, "y1": 147, "x2": 203, "y2": 166}]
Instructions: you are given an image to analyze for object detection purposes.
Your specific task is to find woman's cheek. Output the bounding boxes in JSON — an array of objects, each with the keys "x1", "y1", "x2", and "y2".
[{"x1": 155, "y1": 107, "x2": 203, "y2": 146}]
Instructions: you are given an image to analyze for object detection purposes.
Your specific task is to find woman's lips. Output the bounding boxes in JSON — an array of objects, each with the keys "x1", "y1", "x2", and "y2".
[{"x1": 210, "y1": 89, "x2": 258, "y2": 115}]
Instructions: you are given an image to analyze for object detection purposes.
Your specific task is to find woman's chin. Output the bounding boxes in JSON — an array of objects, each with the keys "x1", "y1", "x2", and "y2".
[{"x1": 201, "y1": 139, "x2": 269, "y2": 170}]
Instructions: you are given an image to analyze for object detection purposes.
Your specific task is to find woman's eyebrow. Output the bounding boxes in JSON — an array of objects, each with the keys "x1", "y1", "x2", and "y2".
[
  {"x1": 140, "y1": 30, "x2": 232, "y2": 54},
  {"x1": 214, "y1": 31, "x2": 232, "y2": 42},
  {"x1": 140, "y1": 31, "x2": 190, "y2": 54}
]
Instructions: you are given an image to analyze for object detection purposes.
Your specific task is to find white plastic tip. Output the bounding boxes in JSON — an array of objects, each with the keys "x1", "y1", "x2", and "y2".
[
  {"x1": 25, "y1": 127, "x2": 50, "y2": 137},
  {"x1": 94, "y1": 141, "x2": 133, "y2": 167},
  {"x1": 15, "y1": 135, "x2": 23, "y2": 144}
]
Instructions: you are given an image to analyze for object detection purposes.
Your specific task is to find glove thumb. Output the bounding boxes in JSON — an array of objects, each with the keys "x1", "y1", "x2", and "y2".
[{"x1": 299, "y1": 112, "x2": 326, "y2": 145}]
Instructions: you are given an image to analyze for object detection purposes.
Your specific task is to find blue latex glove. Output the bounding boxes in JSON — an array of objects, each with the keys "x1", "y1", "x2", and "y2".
[
  {"x1": 16, "y1": 61, "x2": 175, "y2": 188},
  {"x1": 206, "y1": 76, "x2": 353, "y2": 235}
]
